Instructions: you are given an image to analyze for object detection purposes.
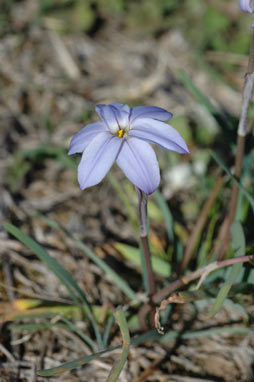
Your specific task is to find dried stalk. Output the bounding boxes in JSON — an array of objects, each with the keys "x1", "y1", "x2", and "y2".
[
  {"x1": 153, "y1": 255, "x2": 254, "y2": 304},
  {"x1": 180, "y1": 176, "x2": 223, "y2": 273},
  {"x1": 215, "y1": 27, "x2": 254, "y2": 260}
]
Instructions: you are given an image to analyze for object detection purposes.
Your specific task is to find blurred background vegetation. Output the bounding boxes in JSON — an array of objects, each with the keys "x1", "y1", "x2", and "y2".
[
  {"x1": 1, "y1": 0, "x2": 251, "y2": 54},
  {"x1": 1, "y1": 1, "x2": 254, "y2": 381}
]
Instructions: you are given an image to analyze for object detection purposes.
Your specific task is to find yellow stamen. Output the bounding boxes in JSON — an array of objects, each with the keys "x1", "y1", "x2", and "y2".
[{"x1": 118, "y1": 129, "x2": 125, "y2": 138}]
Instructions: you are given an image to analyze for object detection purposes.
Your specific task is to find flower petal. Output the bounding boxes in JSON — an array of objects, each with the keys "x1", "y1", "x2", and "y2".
[
  {"x1": 129, "y1": 118, "x2": 189, "y2": 154},
  {"x1": 239, "y1": 0, "x2": 254, "y2": 13},
  {"x1": 110, "y1": 103, "x2": 130, "y2": 127},
  {"x1": 130, "y1": 106, "x2": 173, "y2": 123},
  {"x1": 78, "y1": 132, "x2": 123, "y2": 190},
  {"x1": 111, "y1": 102, "x2": 131, "y2": 114},
  {"x1": 68, "y1": 121, "x2": 108, "y2": 155},
  {"x1": 116, "y1": 138, "x2": 160, "y2": 194},
  {"x1": 96, "y1": 104, "x2": 130, "y2": 132}
]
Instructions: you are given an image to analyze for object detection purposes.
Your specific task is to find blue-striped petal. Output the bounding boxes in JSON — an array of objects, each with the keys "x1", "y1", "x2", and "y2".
[
  {"x1": 96, "y1": 104, "x2": 129, "y2": 132},
  {"x1": 130, "y1": 106, "x2": 173, "y2": 123},
  {"x1": 78, "y1": 132, "x2": 123, "y2": 190},
  {"x1": 116, "y1": 138, "x2": 160, "y2": 194},
  {"x1": 129, "y1": 118, "x2": 189, "y2": 154},
  {"x1": 68, "y1": 121, "x2": 108, "y2": 155},
  {"x1": 239, "y1": 0, "x2": 254, "y2": 13}
]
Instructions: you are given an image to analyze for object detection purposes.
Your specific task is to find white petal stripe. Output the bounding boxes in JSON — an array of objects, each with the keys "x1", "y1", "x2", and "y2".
[
  {"x1": 116, "y1": 138, "x2": 160, "y2": 195},
  {"x1": 78, "y1": 132, "x2": 123, "y2": 190}
]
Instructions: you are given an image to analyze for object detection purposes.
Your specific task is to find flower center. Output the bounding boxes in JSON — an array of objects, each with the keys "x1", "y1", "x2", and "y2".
[{"x1": 117, "y1": 129, "x2": 125, "y2": 138}]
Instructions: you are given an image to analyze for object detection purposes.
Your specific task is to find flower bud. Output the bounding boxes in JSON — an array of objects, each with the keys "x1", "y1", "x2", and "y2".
[{"x1": 239, "y1": 0, "x2": 254, "y2": 13}]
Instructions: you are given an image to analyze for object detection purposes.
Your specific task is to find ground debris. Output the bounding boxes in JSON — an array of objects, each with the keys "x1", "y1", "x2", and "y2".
[{"x1": 0, "y1": 4, "x2": 253, "y2": 382}]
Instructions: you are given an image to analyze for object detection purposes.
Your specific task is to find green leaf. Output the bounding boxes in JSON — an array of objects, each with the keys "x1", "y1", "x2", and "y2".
[
  {"x1": 6, "y1": 300, "x2": 109, "y2": 323},
  {"x1": 103, "y1": 315, "x2": 115, "y2": 348},
  {"x1": 10, "y1": 322, "x2": 65, "y2": 331},
  {"x1": 38, "y1": 309, "x2": 130, "y2": 378},
  {"x1": 74, "y1": 239, "x2": 137, "y2": 301},
  {"x1": 132, "y1": 326, "x2": 254, "y2": 346},
  {"x1": 72, "y1": 0, "x2": 95, "y2": 32},
  {"x1": 10, "y1": 315, "x2": 96, "y2": 348},
  {"x1": 178, "y1": 70, "x2": 218, "y2": 115},
  {"x1": 161, "y1": 326, "x2": 254, "y2": 342},
  {"x1": 230, "y1": 221, "x2": 245, "y2": 257},
  {"x1": 204, "y1": 8, "x2": 230, "y2": 35},
  {"x1": 38, "y1": 348, "x2": 116, "y2": 376},
  {"x1": 211, "y1": 150, "x2": 254, "y2": 212},
  {"x1": 114, "y1": 242, "x2": 171, "y2": 277},
  {"x1": 3, "y1": 222, "x2": 102, "y2": 349},
  {"x1": 178, "y1": 70, "x2": 232, "y2": 131},
  {"x1": 247, "y1": 269, "x2": 254, "y2": 283},
  {"x1": 42, "y1": 322, "x2": 254, "y2": 376},
  {"x1": 197, "y1": 212, "x2": 218, "y2": 268},
  {"x1": 154, "y1": 190, "x2": 174, "y2": 241},
  {"x1": 3, "y1": 223, "x2": 88, "y2": 304},
  {"x1": 41, "y1": 216, "x2": 137, "y2": 301},
  {"x1": 209, "y1": 262, "x2": 243, "y2": 317},
  {"x1": 106, "y1": 309, "x2": 130, "y2": 382},
  {"x1": 209, "y1": 221, "x2": 246, "y2": 316}
]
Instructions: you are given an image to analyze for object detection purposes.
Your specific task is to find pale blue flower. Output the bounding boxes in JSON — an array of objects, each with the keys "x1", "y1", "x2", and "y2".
[
  {"x1": 68, "y1": 103, "x2": 189, "y2": 194},
  {"x1": 239, "y1": 0, "x2": 254, "y2": 13}
]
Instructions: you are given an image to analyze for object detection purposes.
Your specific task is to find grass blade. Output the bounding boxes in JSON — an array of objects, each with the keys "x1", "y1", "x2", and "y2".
[
  {"x1": 209, "y1": 222, "x2": 245, "y2": 316},
  {"x1": 154, "y1": 189, "x2": 174, "y2": 241},
  {"x1": 38, "y1": 348, "x2": 116, "y2": 376},
  {"x1": 3, "y1": 222, "x2": 103, "y2": 348},
  {"x1": 10, "y1": 317, "x2": 96, "y2": 349},
  {"x1": 106, "y1": 309, "x2": 130, "y2": 382},
  {"x1": 208, "y1": 262, "x2": 243, "y2": 317},
  {"x1": 37, "y1": 323, "x2": 253, "y2": 376},
  {"x1": 103, "y1": 315, "x2": 115, "y2": 348},
  {"x1": 161, "y1": 326, "x2": 254, "y2": 341},
  {"x1": 114, "y1": 242, "x2": 171, "y2": 277},
  {"x1": 38, "y1": 310, "x2": 130, "y2": 378},
  {"x1": 230, "y1": 221, "x2": 246, "y2": 257},
  {"x1": 59, "y1": 316, "x2": 98, "y2": 349},
  {"x1": 73, "y1": 238, "x2": 137, "y2": 301},
  {"x1": 3, "y1": 223, "x2": 87, "y2": 304},
  {"x1": 41, "y1": 216, "x2": 138, "y2": 301},
  {"x1": 178, "y1": 70, "x2": 218, "y2": 114},
  {"x1": 211, "y1": 150, "x2": 254, "y2": 212}
]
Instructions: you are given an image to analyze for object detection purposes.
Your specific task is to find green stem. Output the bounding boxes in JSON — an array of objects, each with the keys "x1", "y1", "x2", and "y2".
[{"x1": 136, "y1": 188, "x2": 156, "y2": 296}]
